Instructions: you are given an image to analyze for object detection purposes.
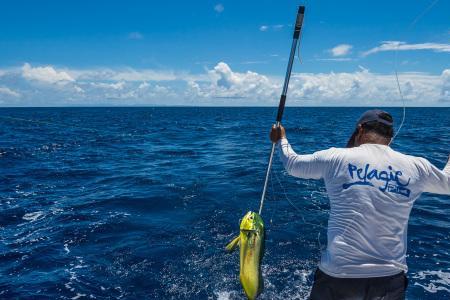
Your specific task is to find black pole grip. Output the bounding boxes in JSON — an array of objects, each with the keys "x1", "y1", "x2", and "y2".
[
  {"x1": 293, "y1": 6, "x2": 305, "y2": 39},
  {"x1": 276, "y1": 95, "x2": 287, "y2": 122}
]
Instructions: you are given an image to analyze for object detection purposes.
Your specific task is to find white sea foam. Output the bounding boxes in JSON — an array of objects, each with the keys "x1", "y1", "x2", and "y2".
[
  {"x1": 413, "y1": 270, "x2": 450, "y2": 293},
  {"x1": 214, "y1": 291, "x2": 234, "y2": 300},
  {"x1": 22, "y1": 211, "x2": 44, "y2": 222},
  {"x1": 64, "y1": 256, "x2": 89, "y2": 298},
  {"x1": 71, "y1": 293, "x2": 86, "y2": 300},
  {"x1": 64, "y1": 243, "x2": 70, "y2": 254}
]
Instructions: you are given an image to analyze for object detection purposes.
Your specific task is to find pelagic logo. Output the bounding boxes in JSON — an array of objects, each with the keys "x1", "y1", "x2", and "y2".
[{"x1": 342, "y1": 163, "x2": 411, "y2": 197}]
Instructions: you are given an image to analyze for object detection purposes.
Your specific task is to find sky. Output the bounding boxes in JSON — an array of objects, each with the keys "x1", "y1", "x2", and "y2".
[{"x1": 0, "y1": 0, "x2": 449, "y2": 107}]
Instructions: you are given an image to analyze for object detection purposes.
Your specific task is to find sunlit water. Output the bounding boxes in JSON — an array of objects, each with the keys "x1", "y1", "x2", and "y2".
[{"x1": 0, "y1": 107, "x2": 449, "y2": 299}]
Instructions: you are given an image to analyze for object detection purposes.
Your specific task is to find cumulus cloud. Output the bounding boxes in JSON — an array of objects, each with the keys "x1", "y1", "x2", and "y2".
[
  {"x1": 71, "y1": 68, "x2": 177, "y2": 82},
  {"x1": 0, "y1": 86, "x2": 20, "y2": 97},
  {"x1": 90, "y1": 81, "x2": 126, "y2": 90},
  {"x1": 188, "y1": 63, "x2": 450, "y2": 106},
  {"x1": 441, "y1": 69, "x2": 450, "y2": 101},
  {"x1": 214, "y1": 4, "x2": 224, "y2": 13},
  {"x1": 362, "y1": 41, "x2": 450, "y2": 57},
  {"x1": 330, "y1": 44, "x2": 353, "y2": 57},
  {"x1": 186, "y1": 62, "x2": 278, "y2": 101},
  {"x1": 138, "y1": 82, "x2": 150, "y2": 89},
  {"x1": 0, "y1": 62, "x2": 449, "y2": 106},
  {"x1": 22, "y1": 63, "x2": 74, "y2": 84}
]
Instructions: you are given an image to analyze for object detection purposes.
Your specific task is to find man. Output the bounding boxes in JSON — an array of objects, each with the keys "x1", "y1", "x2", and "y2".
[{"x1": 270, "y1": 109, "x2": 450, "y2": 300}]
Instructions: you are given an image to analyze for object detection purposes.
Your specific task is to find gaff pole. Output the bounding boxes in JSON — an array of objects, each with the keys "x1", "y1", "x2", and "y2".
[{"x1": 258, "y1": 6, "x2": 305, "y2": 215}]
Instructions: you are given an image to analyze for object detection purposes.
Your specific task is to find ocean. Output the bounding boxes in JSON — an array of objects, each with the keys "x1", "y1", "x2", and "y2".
[{"x1": 0, "y1": 107, "x2": 449, "y2": 299}]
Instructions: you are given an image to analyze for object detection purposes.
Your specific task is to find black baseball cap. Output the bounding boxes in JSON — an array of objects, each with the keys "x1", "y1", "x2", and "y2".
[
  {"x1": 356, "y1": 109, "x2": 393, "y2": 127},
  {"x1": 347, "y1": 109, "x2": 394, "y2": 148}
]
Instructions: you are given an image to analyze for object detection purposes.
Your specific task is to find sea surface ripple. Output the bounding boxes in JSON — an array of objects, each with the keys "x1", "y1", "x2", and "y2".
[{"x1": 0, "y1": 107, "x2": 449, "y2": 299}]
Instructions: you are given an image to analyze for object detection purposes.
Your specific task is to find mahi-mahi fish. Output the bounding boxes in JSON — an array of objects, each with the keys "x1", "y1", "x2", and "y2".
[{"x1": 226, "y1": 211, "x2": 265, "y2": 300}]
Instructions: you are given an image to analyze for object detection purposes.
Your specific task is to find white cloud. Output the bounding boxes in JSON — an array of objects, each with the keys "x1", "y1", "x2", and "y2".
[
  {"x1": 128, "y1": 32, "x2": 143, "y2": 40},
  {"x1": 90, "y1": 81, "x2": 126, "y2": 90},
  {"x1": 70, "y1": 68, "x2": 177, "y2": 82},
  {"x1": 259, "y1": 25, "x2": 284, "y2": 32},
  {"x1": 22, "y1": 63, "x2": 74, "y2": 84},
  {"x1": 441, "y1": 69, "x2": 450, "y2": 101},
  {"x1": 187, "y1": 62, "x2": 278, "y2": 101},
  {"x1": 138, "y1": 82, "x2": 150, "y2": 89},
  {"x1": 290, "y1": 68, "x2": 449, "y2": 105},
  {"x1": 0, "y1": 86, "x2": 20, "y2": 97},
  {"x1": 362, "y1": 41, "x2": 450, "y2": 57},
  {"x1": 188, "y1": 63, "x2": 450, "y2": 106},
  {"x1": 330, "y1": 44, "x2": 353, "y2": 57},
  {"x1": 214, "y1": 4, "x2": 224, "y2": 13},
  {"x1": 1, "y1": 62, "x2": 449, "y2": 106}
]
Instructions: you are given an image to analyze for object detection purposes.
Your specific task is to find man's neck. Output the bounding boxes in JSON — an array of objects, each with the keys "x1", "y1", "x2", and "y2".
[{"x1": 358, "y1": 133, "x2": 390, "y2": 146}]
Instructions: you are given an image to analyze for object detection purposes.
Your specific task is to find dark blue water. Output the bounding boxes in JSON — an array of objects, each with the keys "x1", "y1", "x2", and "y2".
[{"x1": 0, "y1": 107, "x2": 449, "y2": 299}]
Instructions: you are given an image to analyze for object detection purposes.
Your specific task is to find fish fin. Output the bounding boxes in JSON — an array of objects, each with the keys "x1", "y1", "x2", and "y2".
[
  {"x1": 225, "y1": 236, "x2": 240, "y2": 252},
  {"x1": 258, "y1": 272, "x2": 264, "y2": 295}
]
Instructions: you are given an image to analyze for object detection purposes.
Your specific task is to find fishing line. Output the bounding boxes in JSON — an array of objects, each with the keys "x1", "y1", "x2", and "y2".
[
  {"x1": 268, "y1": 169, "x2": 277, "y2": 225},
  {"x1": 273, "y1": 171, "x2": 303, "y2": 215},
  {"x1": 389, "y1": 0, "x2": 440, "y2": 145},
  {"x1": 273, "y1": 169, "x2": 326, "y2": 252},
  {"x1": 390, "y1": 57, "x2": 406, "y2": 145},
  {"x1": 408, "y1": 0, "x2": 440, "y2": 30},
  {"x1": 296, "y1": 11, "x2": 305, "y2": 65},
  {"x1": 273, "y1": 170, "x2": 326, "y2": 230}
]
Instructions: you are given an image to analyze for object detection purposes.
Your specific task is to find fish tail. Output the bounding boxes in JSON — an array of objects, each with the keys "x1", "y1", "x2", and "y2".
[{"x1": 225, "y1": 236, "x2": 240, "y2": 252}]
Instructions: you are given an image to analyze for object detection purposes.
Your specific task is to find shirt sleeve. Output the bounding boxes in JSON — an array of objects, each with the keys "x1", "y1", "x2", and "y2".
[
  {"x1": 277, "y1": 138, "x2": 335, "y2": 180},
  {"x1": 422, "y1": 156, "x2": 450, "y2": 195}
]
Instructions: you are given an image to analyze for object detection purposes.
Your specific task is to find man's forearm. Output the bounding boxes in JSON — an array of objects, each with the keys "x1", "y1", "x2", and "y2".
[
  {"x1": 278, "y1": 138, "x2": 327, "y2": 180},
  {"x1": 278, "y1": 137, "x2": 296, "y2": 175}
]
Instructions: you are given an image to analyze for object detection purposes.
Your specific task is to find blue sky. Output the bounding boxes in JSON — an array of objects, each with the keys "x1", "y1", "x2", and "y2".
[{"x1": 0, "y1": 0, "x2": 449, "y2": 106}]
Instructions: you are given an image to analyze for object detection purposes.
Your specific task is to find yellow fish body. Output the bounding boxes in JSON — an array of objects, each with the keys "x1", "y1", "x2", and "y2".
[{"x1": 226, "y1": 211, "x2": 265, "y2": 300}]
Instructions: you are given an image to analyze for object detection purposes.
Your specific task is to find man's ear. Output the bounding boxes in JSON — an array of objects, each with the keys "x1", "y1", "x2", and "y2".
[
  {"x1": 357, "y1": 124, "x2": 364, "y2": 136},
  {"x1": 354, "y1": 125, "x2": 364, "y2": 146}
]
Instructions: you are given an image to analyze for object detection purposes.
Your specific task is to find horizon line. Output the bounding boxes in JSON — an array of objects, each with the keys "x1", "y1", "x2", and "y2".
[{"x1": 0, "y1": 105, "x2": 449, "y2": 109}]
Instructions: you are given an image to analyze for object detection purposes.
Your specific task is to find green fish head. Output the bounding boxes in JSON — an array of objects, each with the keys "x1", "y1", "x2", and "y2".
[{"x1": 240, "y1": 211, "x2": 264, "y2": 232}]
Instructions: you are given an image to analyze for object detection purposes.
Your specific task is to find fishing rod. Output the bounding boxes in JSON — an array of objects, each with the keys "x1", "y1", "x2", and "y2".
[{"x1": 258, "y1": 6, "x2": 305, "y2": 215}]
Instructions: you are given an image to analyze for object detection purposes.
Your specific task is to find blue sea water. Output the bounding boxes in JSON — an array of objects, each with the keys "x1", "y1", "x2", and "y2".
[{"x1": 0, "y1": 107, "x2": 449, "y2": 300}]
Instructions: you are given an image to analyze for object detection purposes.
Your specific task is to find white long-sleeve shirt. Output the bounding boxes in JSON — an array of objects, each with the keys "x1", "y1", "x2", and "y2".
[{"x1": 278, "y1": 138, "x2": 450, "y2": 278}]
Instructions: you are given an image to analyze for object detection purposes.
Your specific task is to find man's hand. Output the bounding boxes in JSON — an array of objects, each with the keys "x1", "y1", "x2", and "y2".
[{"x1": 270, "y1": 124, "x2": 286, "y2": 143}]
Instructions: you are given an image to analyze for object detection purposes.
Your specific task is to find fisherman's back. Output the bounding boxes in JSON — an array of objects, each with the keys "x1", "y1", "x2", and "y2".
[
  {"x1": 278, "y1": 139, "x2": 450, "y2": 278},
  {"x1": 319, "y1": 143, "x2": 445, "y2": 277},
  {"x1": 272, "y1": 109, "x2": 450, "y2": 299}
]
